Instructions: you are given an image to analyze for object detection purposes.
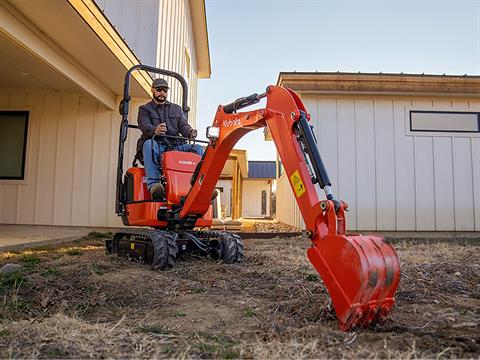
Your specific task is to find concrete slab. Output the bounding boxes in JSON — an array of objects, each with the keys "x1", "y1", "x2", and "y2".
[{"x1": 0, "y1": 225, "x2": 98, "y2": 251}]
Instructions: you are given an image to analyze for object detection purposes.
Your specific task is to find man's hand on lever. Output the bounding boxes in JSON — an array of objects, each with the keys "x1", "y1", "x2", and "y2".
[
  {"x1": 189, "y1": 129, "x2": 198, "y2": 139},
  {"x1": 154, "y1": 123, "x2": 167, "y2": 135}
]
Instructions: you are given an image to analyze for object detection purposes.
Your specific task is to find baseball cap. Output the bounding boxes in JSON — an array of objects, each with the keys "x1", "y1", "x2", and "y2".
[{"x1": 152, "y1": 78, "x2": 169, "y2": 89}]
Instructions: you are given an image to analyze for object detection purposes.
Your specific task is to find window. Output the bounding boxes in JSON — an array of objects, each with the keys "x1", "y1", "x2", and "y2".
[
  {"x1": 0, "y1": 111, "x2": 29, "y2": 179},
  {"x1": 261, "y1": 190, "x2": 267, "y2": 215},
  {"x1": 410, "y1": 111, "x2": 480, "y2": 133}
]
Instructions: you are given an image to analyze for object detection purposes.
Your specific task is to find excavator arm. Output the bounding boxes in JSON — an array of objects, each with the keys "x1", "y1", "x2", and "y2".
[{"x1": 180, "y1": 86, "x2": 401, "y2": 331}]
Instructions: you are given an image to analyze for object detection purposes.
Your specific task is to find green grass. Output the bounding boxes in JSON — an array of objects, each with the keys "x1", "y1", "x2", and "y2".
[
  {"x1": 305, "y1": 273, "x2": 319, "y2": 282},
  {"x1": 41, "y1": 268, "x2": 60, "y2": 277},
  {"x1": 66, "y1": 249, "x2": 83, "y2": 256},
  {"x1": 0, "y1": 272, "x2": 26, "y2": 293},
  {"x1": 243, "y1": 307, "x2": 256, "y2": 318},
  {"x1": 138, "y1": 324, "x2": 171, "y2": 335},
  {"x1": 44, "y1": 346, "x2": 68, "y2": 358},
  {"x1": 172, "y1": 311, "x2": 186, "y2": 318},
  {"x1": 88, "y1": 231, "x2": 112, "y2": 239},
  {"x1": 0, "y1": 329, "x2": 10, "y2": 337},
  {"x1": 19, "y1": 254, "x2": 41, "y2": 267},
  {"x1": 194, "y1": 333, "x2": 240, "y2": 359}
]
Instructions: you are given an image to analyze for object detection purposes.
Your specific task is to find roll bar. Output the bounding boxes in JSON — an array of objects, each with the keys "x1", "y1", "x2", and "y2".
[{"x1": 116, "y1": 65, "x2": 190, "y2": 215}]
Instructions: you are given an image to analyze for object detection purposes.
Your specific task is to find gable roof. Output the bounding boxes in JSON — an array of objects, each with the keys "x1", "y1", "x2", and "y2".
[{"x1": 248, "y1": 161, "x2": 276, "y2": 179}]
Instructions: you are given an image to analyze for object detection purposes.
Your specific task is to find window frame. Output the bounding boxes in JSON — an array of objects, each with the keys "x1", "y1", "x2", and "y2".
[
  {"x1": 0, "y1": 110, "x2": 29, "y2": 180},
  {"x1": 409, "y1": 110, "x2": 480, "y2": 134}
]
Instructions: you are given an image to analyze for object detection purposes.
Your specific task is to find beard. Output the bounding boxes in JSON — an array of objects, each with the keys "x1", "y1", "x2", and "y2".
[{"x1": 154, "y1": 94, "x2": 166, "y2": 103}]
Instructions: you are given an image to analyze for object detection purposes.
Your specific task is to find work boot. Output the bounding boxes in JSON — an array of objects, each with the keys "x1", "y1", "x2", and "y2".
[{"x1": 150, "y1": 183, "x2": 165, "y2": 199}]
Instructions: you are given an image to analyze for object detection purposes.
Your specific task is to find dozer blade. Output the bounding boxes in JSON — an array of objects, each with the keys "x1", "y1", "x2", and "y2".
[{"x1": 307, "y1": 233, "x2": 400, "y2": 331}]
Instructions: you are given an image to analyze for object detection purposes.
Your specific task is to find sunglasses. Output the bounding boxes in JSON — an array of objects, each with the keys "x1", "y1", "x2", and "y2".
[{"x1": 155, "y1": 87, "x2": 168, "y2": 93}]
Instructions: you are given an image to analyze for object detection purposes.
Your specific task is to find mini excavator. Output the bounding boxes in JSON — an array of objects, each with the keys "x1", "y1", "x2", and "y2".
[{"x1": 106, "y1": 65, "x2": 401, "y2": 331}]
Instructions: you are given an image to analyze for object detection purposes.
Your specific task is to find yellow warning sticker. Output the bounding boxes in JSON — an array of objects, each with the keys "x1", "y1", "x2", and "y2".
[
  {"x1": 130, "y1": 243, "x2": 135, "y2": 250},
  {"x1": 290, "y1": 170, "x2": 306, "y2": 198}
]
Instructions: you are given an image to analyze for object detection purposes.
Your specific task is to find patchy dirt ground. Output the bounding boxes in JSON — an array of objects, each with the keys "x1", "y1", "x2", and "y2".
[{"x1": 0, "y1": 232, "x2": 479, "y2": 359}]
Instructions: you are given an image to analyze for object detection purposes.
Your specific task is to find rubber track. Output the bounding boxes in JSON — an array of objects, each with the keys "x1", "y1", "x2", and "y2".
[
  {"x1": 194, "y1": 231, "x2": 244, "y2": 263},
  {"x1": 112, "y1": 229, "x2": 177, "y2": 270}
]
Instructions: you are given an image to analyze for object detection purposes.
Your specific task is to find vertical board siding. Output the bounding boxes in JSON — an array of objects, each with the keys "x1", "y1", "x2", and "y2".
[
  {"x1": 97, "y1": 0, "x2": 158, "y2": 66},
  {"x1": 0, "y1": 89, "x2": 142, "y2": 227},
  {"x1": 374, "y1": 100, "x2": 396, "y2": 230},
  {"x1": 216, "y1": 179, "x2": 232, "y2": 217},
  {"x1": 393, "y1": 100, "x2": 416, "y2": 230},
  {"x1": 53, "y1": 93, "x2": 77, "y2": 225},
  {"x1": 71, "y1": 97, "x2": 96, "y2": 226},
  {"x1": 337, "y1": 99, "x2": 357, "y2": 230},
  {"x1": 452, "y1": 138, "x2": 475, "y2": 230},
  {"x1": 96, "y1": 0, "x2": 200, "y2": 128},
  {"x1": 242, "y1": 180, "x2": 271, "y2": 218},
  {"x1": 433, "y1": 137, "x2": 455, "y2": 230},
  {"x1": 17, "y1": 92, "x2": 42, "y2": 224},
  {"x1": 275, "y1": 94, "x2": 479, "y2": 231},
  {"x1": 355, "y1": 99, "x2": 376, "y2": 230},
  {"x1": 472, "y1": 138, "x2": 480, "y2": 231},
  {"x1": 35, "y1": 93, "x2": 59, "y2": 225}
]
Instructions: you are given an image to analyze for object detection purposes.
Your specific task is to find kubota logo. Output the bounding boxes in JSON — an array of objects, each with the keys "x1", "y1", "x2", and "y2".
[
  {"x1": 179, "y1": 160, "x2": 195, "y2": 165},
  {"x1": 222, "y1": 118, "x2": 241, "y2": 127}
]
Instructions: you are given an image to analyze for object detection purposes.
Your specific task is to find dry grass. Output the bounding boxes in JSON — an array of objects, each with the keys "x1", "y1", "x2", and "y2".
[{"x1": 0, "y1": 234, "x2": 479, "y2": 358}]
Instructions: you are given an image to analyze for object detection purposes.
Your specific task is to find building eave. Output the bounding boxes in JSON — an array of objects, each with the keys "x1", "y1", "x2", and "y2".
[
  {"x1": 1, "y1": 0, "x2": 151, "y2": 109},
  {"x1": 277, "y1": 72, "x2": 480, "y2": 97},
  {"x1": 189, "y1": 0, "x2": 211, "y2": 79}
]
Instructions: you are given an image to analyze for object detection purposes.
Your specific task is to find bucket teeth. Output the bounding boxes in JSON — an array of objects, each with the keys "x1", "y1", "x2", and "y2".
[{"x1": 307, "y1": 233, "x2": 400, "y2": 331}]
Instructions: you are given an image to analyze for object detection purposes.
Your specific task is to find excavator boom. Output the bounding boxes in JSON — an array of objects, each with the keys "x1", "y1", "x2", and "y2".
[{"x1": 180, "y1": 86, "x2": 401, "y2": 331}]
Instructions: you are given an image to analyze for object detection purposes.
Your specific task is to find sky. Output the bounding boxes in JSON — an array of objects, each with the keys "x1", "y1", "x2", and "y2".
[{"x1": 195, "y1": 0, "x2": 480, "y2": 161}]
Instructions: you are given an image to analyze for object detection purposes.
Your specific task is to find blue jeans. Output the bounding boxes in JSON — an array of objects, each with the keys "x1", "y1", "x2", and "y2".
[{"x1": 143, "y1": 139, "x2": 204, "y2": 190}]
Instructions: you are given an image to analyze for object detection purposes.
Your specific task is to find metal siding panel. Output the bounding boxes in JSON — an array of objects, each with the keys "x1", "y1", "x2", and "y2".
[
  {"x1": 337, "y1": 99, "x2": 357, "y2": 230},
  {"x1": 71, "y1": 97, "x2": 95, "y2": 226},
  {"x1": 374, "y1": 99, "x2": 396, "y2": 230},
  {"x1": 472, "y1": 138, "x2": 480, "y2": 231},
  {"x1": 355, "y1": 99, "x2": 376, "y2": 230},
  {"x1": 414, "y1": 136, "x2": 436, "y2": 230},
  {"x1": 433, "y1": 137, "x2": 455, "y2": 230},
  {"x1": 52, "y1": 93, "x2": 77, "y2": 225},
  {"x1": 394, "y1": 100, "x2": 416, "y2": 230},
  {"x1": 35, "y1": 92, "x2": 59, "y2": 225},
  {"x1": 452, "y1": 137, "x2": 475, "y2": 230}
]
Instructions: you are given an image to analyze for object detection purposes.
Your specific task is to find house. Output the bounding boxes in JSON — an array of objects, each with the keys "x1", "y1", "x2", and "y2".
[
  {"x1": 216, "y1": 157, "x2": 276, "y2": 219},
  {"x1": 0, "y1": 0, "x2": 210, "y2": 227},
  {"x1": 242, "y1": 161, "x2": 276, "y2": 218},
  {"x1": 275, "y1": 72, "x2": 480, "y2": 231}
]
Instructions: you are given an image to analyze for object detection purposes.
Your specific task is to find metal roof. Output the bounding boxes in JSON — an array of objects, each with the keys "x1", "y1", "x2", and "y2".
[{"x1": 248, "y1": 161, "x2": 276, "y2": 179}]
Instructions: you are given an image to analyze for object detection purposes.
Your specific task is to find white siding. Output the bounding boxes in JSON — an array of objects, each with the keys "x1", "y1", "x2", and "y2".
[
  {"x1": 216, "y1": 179, "x2": 232, "y2": 217},
  {"x1": 242, "y1": 180, "x2": 271, "y2": 218},
  {"x1": 96, "y1": 0, "x2": 200, "y2": 128},
  {"x1": 276, "y1": 95, "x2": 480, "y2": 231},
  {"x1": 0, "y1": 88, "x2": 144, "y2": 227},
  {"x1": 276, "y1": 173, "x2": 305, "y2": 230}
]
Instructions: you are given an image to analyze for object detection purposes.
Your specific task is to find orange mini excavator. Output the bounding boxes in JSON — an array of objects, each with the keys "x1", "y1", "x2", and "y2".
[{"x1": 107, "y1": 65, "x2": 401, "y2": 331}]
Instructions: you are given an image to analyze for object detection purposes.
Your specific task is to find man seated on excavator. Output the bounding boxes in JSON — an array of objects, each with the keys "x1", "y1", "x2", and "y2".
[{"x1": 137, "y1": 78, "x2": 203, "y2": 198}]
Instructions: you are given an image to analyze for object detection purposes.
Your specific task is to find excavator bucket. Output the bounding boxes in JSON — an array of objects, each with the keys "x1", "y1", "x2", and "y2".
[{"x1": 307, "y1": 231, "x2": 400, "y2": 331}]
